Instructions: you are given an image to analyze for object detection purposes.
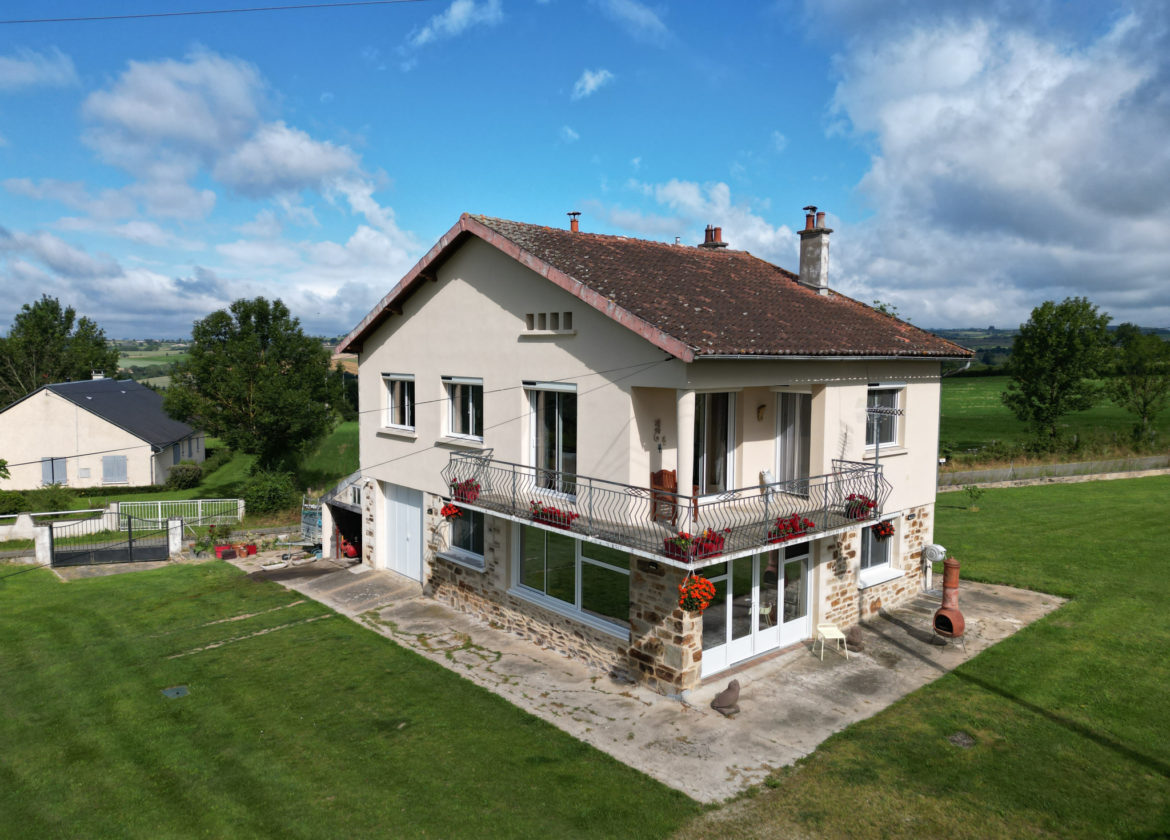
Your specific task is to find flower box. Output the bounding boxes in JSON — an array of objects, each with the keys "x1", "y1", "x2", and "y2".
[
  {"x1": 530, "y1": 501, "x2": 579, "y2": 530},
  {"x1": 451, "y1": 480, "x2": 481, "y2": 503},
  {"x1": 767, "y1": 515, "x2": 816, "y2": 544},
  {"x1": 214, "y1": 545, "x2": 237, "y2": 559},
  {"x1": 844, "y1": 493, "x2": 877, "y2": 520},
  {"x1": 664, "y1": 529, "x2": 727, "y2": 560}
]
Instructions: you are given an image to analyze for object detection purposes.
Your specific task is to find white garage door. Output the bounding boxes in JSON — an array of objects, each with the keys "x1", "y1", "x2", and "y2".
[{"x1": 384, "y1": 483, "x2": 423, "y2": 581}]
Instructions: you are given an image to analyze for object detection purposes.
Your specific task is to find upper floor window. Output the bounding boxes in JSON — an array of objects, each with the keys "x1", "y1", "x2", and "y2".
[
  {"x1": 527, "y1": 383, "x2": 576, "y2": 494},
  {"x1": 383, "y1": 374, "x2": 415, "y2": 430},
  {"x1": 444, "y1": 376, "x2": 483, "y2": 440},
  {"x1": 865, "y1": 386, "x2": 901, "y2": 448}
]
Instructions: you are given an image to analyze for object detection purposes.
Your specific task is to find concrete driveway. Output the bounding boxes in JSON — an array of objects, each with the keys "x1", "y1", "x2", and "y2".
[{"x1": 231, "y1": 552, "x2": 1062, "y2": 803}]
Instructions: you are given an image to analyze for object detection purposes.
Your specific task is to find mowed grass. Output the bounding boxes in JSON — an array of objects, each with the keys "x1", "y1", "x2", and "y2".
[
  {"x1": 0, "y1": 561, "x2": 697, "y2": 839},
  {"x1": 679, "y1": 476, "x2": 1170, "y2": 839},
  {"x1": 298, "y1": 421, "x2": 359, "y2": 490},
  {"x1": 117, "y1": 349, "x2": 189, "y2": 369},
  {"x1": 940, "y1": 375, "x2": 1170, "y2": 452}
]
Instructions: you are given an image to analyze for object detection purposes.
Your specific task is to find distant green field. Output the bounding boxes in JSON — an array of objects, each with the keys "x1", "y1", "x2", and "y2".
[
  {"x1": 940, "y1": 375, "x2": 1170, "y2": 454},
  {"x1": 117, "y1": 350, "x2": 189, "y2": 369}
]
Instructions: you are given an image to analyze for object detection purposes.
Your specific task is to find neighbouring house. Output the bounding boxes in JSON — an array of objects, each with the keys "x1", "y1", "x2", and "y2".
[
  {"x1": 336, "y1": 209, "x2": 972, "y2": 695},
  {"x1": 0, "y1": 375, "x2": 205, "y2": 491}
]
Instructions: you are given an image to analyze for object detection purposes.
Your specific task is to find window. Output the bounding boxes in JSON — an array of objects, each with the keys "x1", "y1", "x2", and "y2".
[
  {"x1": 860, "y1": 524, "x2": 890, "y2": 571},
  {"x1": 448, "y1": 509, "x2": 485, "y2": 567},
  {"x1": 173, "y1": 444, "x2": 181, "y2": 466},
  {"x1": 383, "y1": 374, "x2": 415, "y2": 430},
  {"x1": 518, "y1": 526, "x2": 630, "y2": 628},
  {"x1": 866, "y1": 387, "x2": 900, "y2": 447},
  {"x1": 776, "y1": 392, "x2": 811, "y2": 486},
  {"x1": 102, "y1": 455, "x2": 128, "y2": 485},
  {"x1": 694, "y1": 392, "x2": 735, "y2": 494},
  {"x1": 444, "y1": 376, "x2": 483, "y2": 439},
  {"x1": 40, "y1": 457, "x2": 67, "y2": 485},
  {"x1": 528, "y1": 384, "x2": 576, "y2": 494}
]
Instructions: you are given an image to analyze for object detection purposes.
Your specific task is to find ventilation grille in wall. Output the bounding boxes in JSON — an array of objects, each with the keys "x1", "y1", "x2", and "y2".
[{"x1": 523, "y1": 311, "x2": 575, "y2": 335}]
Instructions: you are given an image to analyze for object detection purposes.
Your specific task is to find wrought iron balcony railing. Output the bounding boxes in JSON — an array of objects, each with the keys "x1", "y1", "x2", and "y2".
[{"x1": 440, "y1": 450, "x2": 892, "y2": 566}]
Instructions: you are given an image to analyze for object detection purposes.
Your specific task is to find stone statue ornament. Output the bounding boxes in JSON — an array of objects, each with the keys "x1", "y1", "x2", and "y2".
[{"x1": 710, "y1": 679, "x2": 740, "y2": 717}]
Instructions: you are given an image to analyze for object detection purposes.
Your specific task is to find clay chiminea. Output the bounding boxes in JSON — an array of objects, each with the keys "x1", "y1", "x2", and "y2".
[{"x1": 932, "y1": 556, "x2": 965, "y2": 638}]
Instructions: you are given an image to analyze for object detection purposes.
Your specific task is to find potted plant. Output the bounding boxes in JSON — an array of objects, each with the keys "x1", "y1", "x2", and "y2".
[
  {"x1": 844, "y1": 493, "x2": 876, "y2": 520},
  {"x1": 768, "y1": 514, "x2": 816, "y2": 543},
  {"x1": 678, "y1": 575, "x2": 717, "y2": 613},
  {"x1": 529, "y1": 500, "x2": 579, "y2": 530},
  {"x1": 209, "y1": 524, "x2": 237, "y2": 559},
  {"x1": 873, "y1": 519, "x2": 895, "y2": 540},
  {"x1": 451, "y1": 478, "x2": 481, "y2": 503},
  {"x1": 664, "y1": 528, "x2": 728, "y2": 559}
]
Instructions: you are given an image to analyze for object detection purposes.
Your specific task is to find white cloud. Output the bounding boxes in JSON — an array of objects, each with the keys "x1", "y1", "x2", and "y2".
[
  {"x1": 237, "y1": 209, "x2": 283, "y2": 238},
  {"x1": 825, "y1": 11, "x2": 1170, "y2": 326},
  {"x1": 0, "y1": 227, "x2": 122, "y2": 279},
  {"x1": 5, "y1": 178, "x2": 137, "y2": 220},
  {"x1": 407, "y1": 0, "x2": 503, "y2": 49},
  {"x1": 572, "y1": 68, "x2": 615, "y2": 99},
  {"x1": 214, "y1": 122, "x2": 359, "y2": 197},
  {"x1": 771, "y1": 131, "x2": 787, "y2": 153},
  {"x1": 595, "y1": 0, "x2": 670, "y2": 44},
  {"x1": 55, "y1": 217, "x2": 204, "y2": 251},
  {"x1": 560, "y1": 125, "x2": 580, "y2": 143},
  {"x1": 0, "y1": 47, "x2": 77, "y2": 90}
]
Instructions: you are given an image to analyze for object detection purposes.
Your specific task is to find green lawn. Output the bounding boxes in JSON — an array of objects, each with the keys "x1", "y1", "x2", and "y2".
[
  {"x1": 117, "y1": 349, "x2": 189, "y2": 368},
  {"x1": 297, "y1": 421, "x2": 359, "y2": 490},
  {"x1": 940, "y1": 375, "x2": 1170, "y2": 454},
  {"x1": 0, "y1": 561, "x2": 697, "y2": 839},
  {"x1": 680, "y1": 475, "x2": 1170, "y2": 839}
]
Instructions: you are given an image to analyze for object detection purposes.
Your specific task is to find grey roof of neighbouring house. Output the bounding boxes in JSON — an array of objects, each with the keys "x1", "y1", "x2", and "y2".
[{"x1": 28, "y1": 378, "x2": 197, "y2": 449}]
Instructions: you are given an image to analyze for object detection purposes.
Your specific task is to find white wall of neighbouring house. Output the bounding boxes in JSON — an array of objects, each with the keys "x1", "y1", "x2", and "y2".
[{"x1": 0, "y1": 389, "x2": 158, "y2": 491}]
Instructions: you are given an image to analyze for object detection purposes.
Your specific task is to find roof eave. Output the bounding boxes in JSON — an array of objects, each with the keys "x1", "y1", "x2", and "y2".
[{"x1": 338, "y1": 213, "x2": 697, "y2": 362}]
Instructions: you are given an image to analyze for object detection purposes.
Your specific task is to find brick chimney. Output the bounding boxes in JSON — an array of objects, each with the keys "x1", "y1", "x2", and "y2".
[
  {"x1": 698, "y1": 224, "x2": 728, "y2": 249},
  {"x1": 798, "y1": 205, "x2": 832, "y2": 294},
  {"x1": 568, "y1": 211, "x2": 581, "y2": 233}
]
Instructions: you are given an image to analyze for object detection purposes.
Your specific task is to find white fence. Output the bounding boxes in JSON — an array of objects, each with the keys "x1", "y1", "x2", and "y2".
[
  {"x1": 118, "y1": 498, "x2": 244, "y2": 526},
  {"x1": 0, "y1": 499, "x2": 244, "y2": 542}
]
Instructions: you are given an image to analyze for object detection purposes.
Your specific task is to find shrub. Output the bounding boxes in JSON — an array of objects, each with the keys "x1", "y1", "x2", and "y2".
[
  {"x1": 0, "y1": 490, "x2": 27, "y2": 515},
  {"x1": 242, "y1": 469, "x2": 297, "y2": 514},
  {"x1": 166, "y1": 461, "x2": 203, "y2": 490},
  {"x1": 23, "y1": 484, "x2": 78, "y2": 512},
  {"x1": 200, "y1": 447, "x2": 233, "y2": 476}
]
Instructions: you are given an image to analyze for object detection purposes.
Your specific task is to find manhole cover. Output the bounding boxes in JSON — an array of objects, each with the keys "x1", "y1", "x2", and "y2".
[
  {"x1": 947, "y1": 731, "x2": 975, "y2": 748},
  {"x1": 161, "y1": 685, "x2": 189, "y2": 699}
]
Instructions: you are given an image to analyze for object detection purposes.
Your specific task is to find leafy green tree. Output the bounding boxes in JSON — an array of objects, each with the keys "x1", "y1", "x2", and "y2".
[
  {"x1": 1002, "y1": 297, "x2": 1112, "y2": 444},
  {"x1": 0, "y1": 459, "x2": 8, "y2": 479},
  {"x1": 1109, "y1": 323, "x2": 1170, "y2": 442},
  {"x1": 165, "y1": 298, "x2": 343, "y2": 469},
  {"x1": 0, "y1": 295, "x2": 120, "y2": 404}
]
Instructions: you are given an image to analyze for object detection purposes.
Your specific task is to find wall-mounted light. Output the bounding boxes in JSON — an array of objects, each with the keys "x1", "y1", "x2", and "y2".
[
  {"x1": 647, "y1": 561, "x2": 659, "y2": 570},
  {"x1": 757, "y1": 404, "x2": 766, "y2": 422}
]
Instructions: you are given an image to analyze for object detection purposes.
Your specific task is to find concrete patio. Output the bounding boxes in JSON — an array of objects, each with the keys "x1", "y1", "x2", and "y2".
[{"x1": 230, "y1": 551, "x2": 1061, "y2": 803}]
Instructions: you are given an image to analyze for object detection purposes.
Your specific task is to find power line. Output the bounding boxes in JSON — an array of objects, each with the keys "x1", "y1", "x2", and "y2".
[{"x1": 0, "y1": 0, "x2": 428, "y2": 25}]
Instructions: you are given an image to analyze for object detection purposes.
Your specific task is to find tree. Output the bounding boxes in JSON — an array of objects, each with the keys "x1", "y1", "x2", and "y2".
[
  {"x1": 1108, "y1": 323, "x2": 1170, "y2": 442},
  {"x1": 164, "y1": 297, "x2": 343, "y2": 469},
  {"x1": 1002, "y1": 297, "x2": 1112, "y2": 444},
  {"x1": 0, "y1": 296, "x2": 120, "y2": 404},
  {"x1": 0, "y1": 459, "x2": 8, "y2": 479}
]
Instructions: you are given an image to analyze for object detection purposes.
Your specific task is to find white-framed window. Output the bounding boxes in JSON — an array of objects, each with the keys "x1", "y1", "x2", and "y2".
[
  {"x1": 866, "y1": 386, "x2": 901, "y2": 448},
  {"x1": 527, "y1": 383, "x2": 576, "y2": 495},
  {"x1": 101, "y1": 455, "x2": 128, "y2": 485},
  {"x1": 694, "y1": 391, "x2": 735, "y2": 494},
  {"x1": 516, "y1": 525, "x2": 630, "y2": 630},
  {"x1": 443, "y1": 376, "x2": 483, "y2": 439},
  {"x1": 383, "y1": 374, "x2": 415, "y2": 430},
  {"x1": 447, "y1": 509, "x2": 485, "y2": 568},
  {"x1": 775, "y1": 392, "x2": 811, "y2": 485},
  {"x1": 860, "y1": 524, "x2": 890, "y2": 571}
]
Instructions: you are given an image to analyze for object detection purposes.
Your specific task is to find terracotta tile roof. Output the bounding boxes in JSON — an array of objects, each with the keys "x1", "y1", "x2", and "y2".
[{"x1": 340, "y1": 213, "x2": 972, "y2": 361}]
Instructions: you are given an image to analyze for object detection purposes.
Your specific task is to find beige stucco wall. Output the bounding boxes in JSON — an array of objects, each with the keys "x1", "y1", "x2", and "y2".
[{"x1": 0, "y1": 389, "x2": 204, "y2": 491}]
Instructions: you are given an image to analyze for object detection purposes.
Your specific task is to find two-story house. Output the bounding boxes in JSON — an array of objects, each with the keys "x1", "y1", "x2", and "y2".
[{"x1": 337, "y1": 210, "x2": 971, "y2": 695}]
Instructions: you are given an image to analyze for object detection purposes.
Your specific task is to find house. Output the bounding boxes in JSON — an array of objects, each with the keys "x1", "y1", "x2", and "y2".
[
  {"x1": 0, "y1": 376, "x2": 205, "y2": 491},
  {"x1": 336, "y1": 210, "x2": 972, "y2": 695}
]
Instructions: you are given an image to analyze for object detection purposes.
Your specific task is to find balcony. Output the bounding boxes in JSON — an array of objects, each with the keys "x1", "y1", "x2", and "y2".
[{"x1": 440, "y1": 450, "x2": 892, "y2": 568}]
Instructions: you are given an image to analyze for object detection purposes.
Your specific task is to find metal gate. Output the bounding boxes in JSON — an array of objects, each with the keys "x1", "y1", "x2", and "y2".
[{"x1": 50, "y1": 512, "x2": 170, "y2": 567}]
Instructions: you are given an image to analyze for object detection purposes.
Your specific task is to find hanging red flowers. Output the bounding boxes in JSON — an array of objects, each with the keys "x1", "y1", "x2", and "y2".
[
  {"x1": 678, "y1": 575, "x2": 717, "y2": 613},
  {"x1": 873, "y1": 519, "x2": 895, "y2": 539},
  {"x1": 440, "y1": 503, "x2": 462, "y2": 520}
]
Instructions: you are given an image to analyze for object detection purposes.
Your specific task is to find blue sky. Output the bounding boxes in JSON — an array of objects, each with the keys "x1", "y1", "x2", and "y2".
[{"x1": 1, "y1": 0, "x2": 1167, "y2": 338}]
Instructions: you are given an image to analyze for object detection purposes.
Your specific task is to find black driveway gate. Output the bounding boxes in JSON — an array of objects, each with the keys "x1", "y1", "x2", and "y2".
[{"x1": 50, "y1": 513, "x2": 170, "y2": 567}]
